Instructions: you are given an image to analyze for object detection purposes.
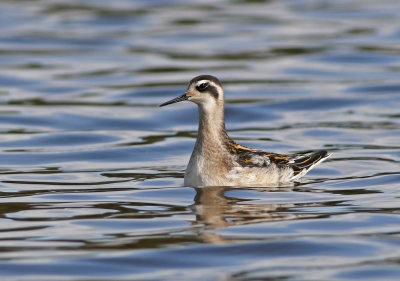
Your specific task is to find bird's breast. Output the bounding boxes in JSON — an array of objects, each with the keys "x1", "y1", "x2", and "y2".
[{"x1": 184, "y1": 148, "x2": 233, "y2": 187}]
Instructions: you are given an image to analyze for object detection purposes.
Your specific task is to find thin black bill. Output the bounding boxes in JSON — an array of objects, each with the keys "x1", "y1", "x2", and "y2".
[{"x1": 159, "y1": 94, "x2": 188, "y2": 107}]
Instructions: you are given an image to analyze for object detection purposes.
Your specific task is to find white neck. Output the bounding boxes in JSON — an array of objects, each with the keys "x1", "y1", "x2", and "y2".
[
  {"x1": 196, "y1": 102, "x2": 228, "y2": 152},
  {"x1": 185, "y1": 99, "x2": 232, "y2": 186}
]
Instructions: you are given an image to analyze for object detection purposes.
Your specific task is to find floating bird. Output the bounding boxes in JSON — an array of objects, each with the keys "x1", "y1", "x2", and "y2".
[{"x1": 160, "y1": 75, "x2": 330, "y2": 187}]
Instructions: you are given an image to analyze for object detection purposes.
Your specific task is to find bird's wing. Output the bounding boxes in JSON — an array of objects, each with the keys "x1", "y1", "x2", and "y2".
[
  {"x1": 233, "y1": 146, "x2": 329, "y2": 176},
  {"x1": 233, "y1": 149, "x2": 292, "y2": 168}
]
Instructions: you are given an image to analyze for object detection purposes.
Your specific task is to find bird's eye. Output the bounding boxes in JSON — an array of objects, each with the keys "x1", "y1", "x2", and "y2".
[{"x1": 196, "y1": 82, "x2": 209, "y2": 92}]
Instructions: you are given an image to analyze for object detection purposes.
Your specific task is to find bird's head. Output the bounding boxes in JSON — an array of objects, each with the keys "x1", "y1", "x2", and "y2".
[{"x1": 160, "y1": 75, "x2": 224, "y2": 109}]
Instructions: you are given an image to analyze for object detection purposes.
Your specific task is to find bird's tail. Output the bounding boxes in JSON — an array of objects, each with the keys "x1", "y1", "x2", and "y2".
[{"x1": 289, "y1": 150, "x2": 331, "y2": 181}]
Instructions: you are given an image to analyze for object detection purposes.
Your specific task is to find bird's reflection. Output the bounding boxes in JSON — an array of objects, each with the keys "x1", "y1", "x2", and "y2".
[{"x1": 192, "y1": 186, "x2": 302, "y2": 244}]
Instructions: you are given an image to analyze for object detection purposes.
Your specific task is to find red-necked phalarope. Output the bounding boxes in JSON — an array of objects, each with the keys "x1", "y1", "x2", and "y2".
[{"x1": 160, "y1": 75, "x2": 330, "y2": 187}]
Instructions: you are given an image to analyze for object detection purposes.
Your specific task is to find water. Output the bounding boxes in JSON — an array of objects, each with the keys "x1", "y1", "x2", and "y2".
[{"x1": 0, "y1": 0, "x2": 399, "y2": 280}]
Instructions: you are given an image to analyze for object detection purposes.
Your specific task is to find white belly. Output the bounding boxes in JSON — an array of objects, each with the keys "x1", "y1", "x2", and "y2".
[
  {"x1": 184, "y1": 154, "x2": 295, "y2": 187},
  {"x1": 184, "y1": 153, "x2": 206, "y2": 186},
  {"x1": 184, "y1": 153, "x2": 228, "y2": 187}
]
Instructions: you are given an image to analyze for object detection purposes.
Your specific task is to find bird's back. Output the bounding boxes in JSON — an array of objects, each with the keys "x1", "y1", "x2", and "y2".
[{"x1": 221, "y1": 141, "x2": 330, "y2": 186}]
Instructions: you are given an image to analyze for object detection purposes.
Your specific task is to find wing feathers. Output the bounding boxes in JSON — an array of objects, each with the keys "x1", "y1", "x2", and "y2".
[
  {"x1": 232, "y1": 146, "x2": 329, "y2": 177},
  {"x1": 289, "y1": 150, "x2": 330, "y2": 176}
]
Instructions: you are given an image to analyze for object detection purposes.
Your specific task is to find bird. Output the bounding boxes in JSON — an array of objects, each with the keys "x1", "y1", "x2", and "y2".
[{"x1": 160, "y1": 75, "x2": 330, "y2": 187}]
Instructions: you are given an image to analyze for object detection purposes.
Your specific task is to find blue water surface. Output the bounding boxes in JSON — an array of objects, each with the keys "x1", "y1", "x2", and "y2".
[{"x1": 0, "y1": 0, "x2": 399, "y2": 280}]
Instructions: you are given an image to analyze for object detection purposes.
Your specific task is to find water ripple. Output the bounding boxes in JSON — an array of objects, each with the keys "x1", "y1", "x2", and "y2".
[{"x1": 0, "y1": 0, "x2": 399, "y2": 280}]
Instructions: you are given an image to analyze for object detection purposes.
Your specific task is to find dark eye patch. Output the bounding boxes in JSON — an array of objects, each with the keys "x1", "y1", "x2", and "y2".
[{"x1": 196, "y1": 82, "x2": 209, "y2": 92}]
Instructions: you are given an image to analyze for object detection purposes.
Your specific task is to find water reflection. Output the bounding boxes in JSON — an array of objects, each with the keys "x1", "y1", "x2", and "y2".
[
  {"x1": 192, "y1": 186, "x2": 340, "y2": 244},
  {"x1": 195, "y1": 187, "x2": 288, "y2": 229}
]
